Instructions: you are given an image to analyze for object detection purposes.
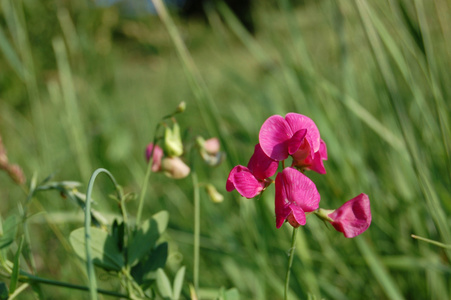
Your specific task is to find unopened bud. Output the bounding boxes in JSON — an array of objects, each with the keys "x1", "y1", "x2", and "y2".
[
  {"x1": 161, "y1": 157, "x2": 190, "y2": 179},
  {"x1": 205, "y1": 184, "x2": 224, "y2": 203},
  {"x1": 164, "y1": 123, "x2": 184, "y2": 157},
  {"x1": 176, "y1": 101, "x2": 186, "y2": 113}
]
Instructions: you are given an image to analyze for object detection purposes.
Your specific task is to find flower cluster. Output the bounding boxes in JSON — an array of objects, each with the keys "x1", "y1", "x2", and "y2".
[
  {"x1": 144, "y1": 102, "x2": 226, "y2": 203},
  {"x1": 227, "y1": 113, "x2": 371, "y2": 238}
]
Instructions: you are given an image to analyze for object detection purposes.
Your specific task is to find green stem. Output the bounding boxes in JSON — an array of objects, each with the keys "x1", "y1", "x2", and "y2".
[
  {"x1": 18, "y1": 272, "x2": 129, "y2": 298},
  {"x1": 284, "y1": 227, "x2": 298, "y2": 300},
  {"x1": 192, "y1": 171, "x2": 200, "y2": 294},
  {"x1": 411, "y1": 234, "x2": 451, "y2": 249},
  {"x1": 84, "y1": 168, "x2": 119, "y2": 300},
  {"x1": 136, "y1": 147, "x2": 154, "y2": 226}
]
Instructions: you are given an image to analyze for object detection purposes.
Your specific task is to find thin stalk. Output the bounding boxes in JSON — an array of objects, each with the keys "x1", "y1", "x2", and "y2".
[
  {"x1": 137, "y1": 107, "x2": 182, "y2": 225},
  {"x1": 18, "y1": 272, "x2": 129, "y2": 298},
  {"x1": 284, "y1": 227, "x2": 298, "y2": 300},
  {"x1": 84, "y1": 168, "x2": 120, "y2": 300},
  {"x1": 411, "y1": 234, "x2": 451, "y2": 250},
  {"x1": 136, "y1": 148, "x2": 154, "y2": 226},
  {"x1": 192, "y1": 171, "x2": 200, "y2": 294}
]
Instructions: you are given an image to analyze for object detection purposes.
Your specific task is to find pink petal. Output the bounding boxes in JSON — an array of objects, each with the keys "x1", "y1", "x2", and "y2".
[
  {"x1": 287, "y1": 129, "x2": 307, "y2": 155},
  {"x1": 307, "y1": 151, "x2": 326, "y2": 174},
  {"x1": 226, "y1": 165, "x2": 264, "y2": 199},
  {"x1": 319, "y1": 139, "x2": 328, "y2": 160},
  {"x1": 259, "y1": 115, "x2": 293, "y2": 161},
  {"x1": 328, "y1": 193, "x2": 371, "y2": 238},
  {"x1": 285, "y1": 113, "x2": 321, "y2": 153},
  {"x1": 274, "y1": 168, "x2": 320, "y2": 228},
  {"x1": 275, "y1": 172, "x2": 291, "y2": 228},
  {"x1": 247, "y1": 144, "x2": 279, "y2": 180},
  {"x1": 281, "y1": 167, "x2": 320, "y2": 212},
  {"x1": 146, "y1": 143, "x2": 164, "y2": 172},
  {"x1": 289, "y1": 204, "x2": 306, "y2": 226}
]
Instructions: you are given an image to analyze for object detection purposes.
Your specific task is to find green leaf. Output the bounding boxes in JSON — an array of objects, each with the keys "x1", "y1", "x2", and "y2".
[
  {"x1": 173, "y1": 266, "x2": 185, "y2": 300},
  {"x1": 128, "y1": 211, "x2": 169, "y2": 267},
  {"x1": 156, "y1": 268, "x2": 173, "y2": 299},
  {"x1": 223, "y1": 288, "x2": 240, "y2": 300},
  {"x1": 9, "y1": 236, "x2": 24, "y2": 293},
  {"x1": 131, "y1": 242, "x2": 168, "y2": 285},
  {"x1": 69, "y1": 227, "x2": 124, "y2": 271},
  {"x1": 0, "y1": 282, "x2": 8, "y2": 300},
  {"x1": 0, "y1": 215, "x2": 18, "y2": 250}
]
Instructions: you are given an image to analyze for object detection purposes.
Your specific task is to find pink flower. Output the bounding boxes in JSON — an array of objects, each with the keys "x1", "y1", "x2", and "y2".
[
  {"x1": 226, "y1": 144, "x2": 278, "y2": 199},
  {"x1": 328, "y1": 193, "x2": 371, "y2": 238},
  {"x1": 259, "y1": 113, "x2": 321, "y2": 160},
  {"x1": 145, "y1": 143, "x2": 164, "y2": 172},
  {"x1": 275, "y1": 167, "x2": 320, "y2": 228}
]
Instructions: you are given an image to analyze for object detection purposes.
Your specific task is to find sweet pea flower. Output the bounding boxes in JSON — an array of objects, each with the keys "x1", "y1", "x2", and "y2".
[
  {"x1": 226, "y1": 144, "x2": 278, "y2": 198},
  {"x1": 259, "y1": 113, "x2": 327, "y2": 174},
  {"x1": 326, "y1": 193, "x2": 371, "y2": 238},
  {"x1": 275, "y1": 167, "x2": 320, "y2": 228},
  {"x1": 145, "y1": 143, "x2": 164, "y2": 172}
]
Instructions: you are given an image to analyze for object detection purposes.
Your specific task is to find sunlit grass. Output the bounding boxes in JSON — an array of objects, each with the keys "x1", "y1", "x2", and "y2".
[{"x1": 0, "y1": 0, "x2": 450, "y2": 299}]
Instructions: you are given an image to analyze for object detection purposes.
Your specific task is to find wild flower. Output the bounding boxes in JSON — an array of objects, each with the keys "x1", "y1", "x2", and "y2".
[
  {"x1": 326, "y1": 193, "x2": 371, "y2": 238},
  {"x1": 259, "y1": 113, "x2": 327, "y2": 174},
  {"x1": 226, "y1": 144, "x2": 278, "y2": 198},
  {"x1": 227, "y1": 112, "x2": 371, "y2": 235}
]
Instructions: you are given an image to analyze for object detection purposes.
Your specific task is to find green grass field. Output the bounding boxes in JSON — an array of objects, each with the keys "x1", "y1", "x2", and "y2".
[{"x1": 1, "y1": 0, "x2": 450, "y2": 299}]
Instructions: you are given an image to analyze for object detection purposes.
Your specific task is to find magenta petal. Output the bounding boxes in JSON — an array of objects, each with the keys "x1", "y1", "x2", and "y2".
[
  {"x1": 281, "y1": 168, "x2": 320, "y2": 212},
  {"x1": 146, "y1": 143, "x2": 164, "y2": 172},
  {"x1": 275, "y1": 172, "x2": 291, "y2": 228},
  {"x1": 308, "y1": 151, "x2": 327, "y2": 174},
  {"x1": 228, "y1": 166, "x2": 264, "y2": 199},
  {"x1": 328, "y1": 193, "x2": 371, "y2": 238},
  {"x1": 247, "y1": 144, "x2": 279, "y2": 180},
  {"x1": 226, "y1": 165, "x2": 241, "y2": 192},
  {"x1": 259, "y1": 115, "x2": 293, "y2": 161},
  {"x1": 289, "y1": 204, "x2": 306, "y2": 226},
  {"x1": 319, "y1": 139, "x2": 328, "y2": 160},
  {"x1": 285, "y1": 113, "x2": 321, "y2": 153},
  {"x1": 287, "y1": 129, "x2": 307, "y2": 155},
  {"x1": 275, "y1": 168, "x2": 320, "y2": 228}
]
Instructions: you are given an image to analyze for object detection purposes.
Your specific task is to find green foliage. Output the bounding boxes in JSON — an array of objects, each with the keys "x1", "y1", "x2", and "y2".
[
  {"x1": 127, "y1": 211, "x2": 169, "y2": 267},
  {"x1": 0, "y1": 0, "x2": 450, "y2": 299},
  {"x1": 0, "y1": 215, "x2": 18, "y2": 250}
]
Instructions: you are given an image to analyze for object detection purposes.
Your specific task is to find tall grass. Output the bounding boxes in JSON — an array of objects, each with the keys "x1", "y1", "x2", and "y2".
[{"x1": 0, "y1": 0, "x2": 450, "y2": 299}]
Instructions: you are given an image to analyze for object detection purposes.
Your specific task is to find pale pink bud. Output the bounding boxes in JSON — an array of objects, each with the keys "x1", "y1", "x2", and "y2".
[
  {"x1": 204, "y1": 138, "x2": 220, "y2": 154},
  {"x1": 161, "y1": 157, "x2": 190, "y2": 179}
]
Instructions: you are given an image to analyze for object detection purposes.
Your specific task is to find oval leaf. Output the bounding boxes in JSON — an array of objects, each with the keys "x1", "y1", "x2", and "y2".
[
  {"x1": 70, "y1": 227, "x2": 124, "y2": 271},
  {"x1": 128, "y1": 211, "x2": 169, "y2": 266},
  {"x1": 156, "y1": 268, "x2": 173, "y2": 299},
  {"x1": 173, "y1": 266, "x2": 185, "y2": 300}
]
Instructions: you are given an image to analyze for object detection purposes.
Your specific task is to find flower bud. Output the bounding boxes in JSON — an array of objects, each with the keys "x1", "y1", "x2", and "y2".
[
  {"x1": 145, "y1": 143, "x2": 164, "y2": 172},
  {"x1": 327, "y1": 193, "x2": 371, "y2": 238},
  {"x1": 197, "y1": 137, "x2": 224, "y2": 166},
  {"x1": 161, "y1": 157, "x2": 190, "y2": 179},
  {"x1": 164, "y1": 123, "x2": 184, "y2": 157},
  {"x1": 176, "y1": 101, "x2": 186, "y2": 113},
  {"x1": 205, "y1": 184, "x2": 224, "y2": 203}
]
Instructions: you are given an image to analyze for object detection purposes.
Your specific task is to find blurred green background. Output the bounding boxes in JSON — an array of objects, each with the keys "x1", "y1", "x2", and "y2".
[{"x1": 1, "y1": 0, "x2": 450, "y2": 299}]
